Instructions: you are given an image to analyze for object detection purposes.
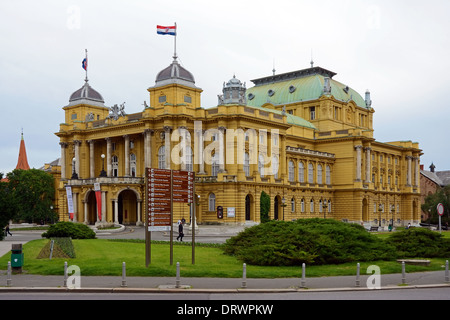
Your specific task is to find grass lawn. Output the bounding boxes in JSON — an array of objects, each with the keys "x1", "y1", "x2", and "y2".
[{"x1": 0, "y1": 238, "x2": 448, "y2": 279}]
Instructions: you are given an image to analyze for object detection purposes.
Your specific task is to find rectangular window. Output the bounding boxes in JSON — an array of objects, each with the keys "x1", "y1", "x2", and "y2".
[
  {"x1": 71, "y1": 113, "x2": 77, "y2": 120},
  {"x1": 159, "y1": 95, "x2": 166, "y2": 103},
  {"x1": 184, "y1": 95, "x2": 192, "y2": 103},
  {"x1": 310, "y1": 107, "x2": 316, "y2": 120}
]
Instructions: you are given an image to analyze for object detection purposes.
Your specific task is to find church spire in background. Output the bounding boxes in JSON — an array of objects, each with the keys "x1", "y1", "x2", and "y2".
[{"x1": 15, "y1": 129, "x2": 30, "y2": 170}]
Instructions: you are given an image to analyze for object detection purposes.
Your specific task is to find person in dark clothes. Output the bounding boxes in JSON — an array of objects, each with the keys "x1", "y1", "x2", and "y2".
[
  {"x1": 5, "y1": 225, "x2": 12, "y2": 237},
  {"x1": 176, "y1": 220, "x2": 184, "y2": 241}
]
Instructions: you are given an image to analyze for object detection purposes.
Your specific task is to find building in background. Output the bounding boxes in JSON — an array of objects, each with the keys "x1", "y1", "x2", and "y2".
[{"x1": 50, "y1": 55, "x2": 422, "y2": 228}]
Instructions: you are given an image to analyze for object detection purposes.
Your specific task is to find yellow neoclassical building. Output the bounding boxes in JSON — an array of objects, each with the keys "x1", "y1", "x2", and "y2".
[{"x1": 50, "y1": 55, "x2": 422, "y2": 228}]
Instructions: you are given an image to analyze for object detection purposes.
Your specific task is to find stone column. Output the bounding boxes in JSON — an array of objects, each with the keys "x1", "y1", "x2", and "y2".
[
  {"x1": 124, "y1": 135, "x2": 130, "y2": 176},
  {"x1": 88, "y1": 140, "x2": 95, "y2": 178},
  {"x1": 144, "y1": 129, "x2": 152, "y2": 170},
  {"x1": 414, "y1": 157, "x2": 419, "y2": 187},
  {"x1": 72, "y1": 192, "x2": 78, "y2": 222},
  {"x1": 84, "y1": 200, "x2": 89, "y2": 224},
  {"x1": 406, "y1": 156, "x2": 412, "y2": 186},
  {"x1": 355, "y1": 145, "x2": 363, "y2": 181},
  {"x1": 364, "y1": 147, "x2": 371, "y2": 183},
  {"x1": 106, "y1": 138, "x2": 112, "y2": 177},
  {"x1": 137, "y1": 200, "x2": 142, "y2": 226},
  {"x1": 101, "y1": 191, "x2": 106, "y2": 223},
  {"x1": 164, "y1": 126, "x2": 171, "y2": 170},
  {"x1": 60, "y1": 142, "x2": 67, "y2": 180},
  {"x1": 74, "y1": 140, "x2": 81, "y2": 177},
  {"x1": 114, "y1": 199, "x2": 119, "y2": 224}
]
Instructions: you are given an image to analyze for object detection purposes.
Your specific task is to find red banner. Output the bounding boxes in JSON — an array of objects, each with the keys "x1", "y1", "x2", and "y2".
[{"x1": 94, "y1": 183, "x2": 101, "y2": 221}]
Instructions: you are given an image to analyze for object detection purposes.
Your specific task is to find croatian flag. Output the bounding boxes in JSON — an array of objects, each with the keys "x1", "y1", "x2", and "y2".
[
  {"x1": 157, "y1": 25, "x2": 176, "y2": 36},
  {"x1": 82, "y1": 57, "x2": 87, "y2": 71}
]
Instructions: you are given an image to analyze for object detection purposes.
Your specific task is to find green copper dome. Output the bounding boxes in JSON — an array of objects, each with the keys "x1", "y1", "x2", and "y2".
[{"x1": 246, "y1": 67, "x2": 368, "y2": 110}]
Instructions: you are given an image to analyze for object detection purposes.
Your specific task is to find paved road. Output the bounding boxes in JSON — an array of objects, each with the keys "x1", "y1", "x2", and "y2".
[{"x1": 1, "y1": 224, "x2": 450, "y2": 300}]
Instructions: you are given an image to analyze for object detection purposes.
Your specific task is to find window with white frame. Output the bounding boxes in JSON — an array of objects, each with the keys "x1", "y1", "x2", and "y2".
[
  {"x1": 208, "y1": 193, "x2": 216, "y2": 211},
  {"x1": 211, "y1": 153, "x2": 219, "y2": 177},
  {"x1": 158, "y1": 146, "x2": 165, "y2": 169},
  {"x1": 298, "y1": 162, "x2": 305, "y2": 183},
  {"x1": 326, "y1": 165, "x2": 331, "y2": 185},
  {"x1": 308, "y1": 163, "x2": 314, "y2": 183},
  {"x1": 272, "y1": 154, "x2": 279, "y2": 179},
  {"x1": 288, "y1": 160, "x2": 295, "y2": 182},
  {"x1": 112, "y1": 155, "x2": 119, "y2": 177},
  {"x1": 185, "y1": 146, "x2": 193, "y2": 172},
  {"x1": 258, "y1": 154, "x2": 265, "y2": 177},
  {"x1": 244, "y1": 152, "x2": 250, "y2": 177},
  {"x1": 317, "y1": 164, "x2": 323, "y2": 184},
  {"x1": 130, "y1": 153, "x2": 136, "y2": 177},
  {"x1": 291, "y1": 197, "x2": 295, "y2": 213}
]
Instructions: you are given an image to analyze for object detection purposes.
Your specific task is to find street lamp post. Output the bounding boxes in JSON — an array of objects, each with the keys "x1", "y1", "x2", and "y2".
[
  {"x1": 281, "y1": 197, "x2": 286, "y2": 221},
  {"x1": 71, "y1": 157, "x2": 78, "y2": 179},
  {"x1": 99, "y1": 154, "x2": 107, "y2": 177}
]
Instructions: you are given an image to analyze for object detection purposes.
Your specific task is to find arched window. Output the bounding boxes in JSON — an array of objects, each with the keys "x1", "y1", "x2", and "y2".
[
  {"x1": 328, "y1": 200, "x2": 332, "y2": 213},
  {"x1": 326, "y1": 165, "x2": 331, "y2": 185},
  {"x1": 317, "y1": 164, "x2": 323, "y2": 184},
  {"x1": 112, "y1": 155, "x2": 119, "y2": 177},
  {"x1": 272, "y1": 155, "x2": 279, "y2": 179},
  {"x1": 258, "y1": 154, "x2": 265, "y2": 177},
  {"x1": 185, "y1": 146, "x2": 193, "y2": 172},
  {"x1": 310, "y1": 199, "x2": 314, "y2": 213},
  {"x1": 301, "y1": 198, "x2": 305, "y2": 212},
  {"x1": 298, "y1": 162, "x2": 305, "y2": 183},
  {"x1": 308, "y1": 163, "x2": 314, "y2": 183},
  {"x1": 319, "y1": 199, "x2": 323, "y2": 213},
  {"x1": 130, "y1": 153, "x2": 136, "y2": 177},
  {"x1": 158, "y1": 146, "x2": 165, "y2": 169},
  {"x1": 211, "y1": 153, "x2": 219, "y2": 177},
  {"x1": 288, "y1": 160, "x2": 295, "y2": 182},
  {"x1": 244, "y1": 152, "x2": 250, "y2": 177},
  {"x1": 208, "y1": 193, "x2": 216, "y2": 211},
  {"x1": 291, "y1": 197, "x2": 295, "y2": 213}
]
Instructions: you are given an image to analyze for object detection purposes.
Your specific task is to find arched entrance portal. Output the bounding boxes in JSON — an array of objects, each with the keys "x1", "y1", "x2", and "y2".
[
  {"x1": 274, "y1": 196, "x2": 280, "y2": 220},
  {"x1": 118, "y1": 190, "x2": 138, "y2": 225},
  {"x1": 86, "y1": 190, "x2": 97, "y2": 224},
  {"x1": 245, "y1": 194, "x2": 253, "y2": 221}
]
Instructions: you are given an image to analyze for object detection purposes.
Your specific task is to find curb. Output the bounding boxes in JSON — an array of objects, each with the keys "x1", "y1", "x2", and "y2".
[{"x1": 0, "y1": 283, "x2": 448, "y2": 294}]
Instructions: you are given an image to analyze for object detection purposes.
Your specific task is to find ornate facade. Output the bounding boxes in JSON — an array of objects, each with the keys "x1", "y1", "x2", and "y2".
[{"x1": 52, "y1": 56, "x2": 422, "y2": 227}]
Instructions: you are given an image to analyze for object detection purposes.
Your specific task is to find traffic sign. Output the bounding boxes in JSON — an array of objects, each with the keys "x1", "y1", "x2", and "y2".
[{"x1": 437, "y1": 203, "x2": 444, "y2": 216}]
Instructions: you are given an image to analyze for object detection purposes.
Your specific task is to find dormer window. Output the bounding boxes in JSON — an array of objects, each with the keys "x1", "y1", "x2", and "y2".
[{"x1": 268, "y1": 89, "x2": 275, "y2": 97}]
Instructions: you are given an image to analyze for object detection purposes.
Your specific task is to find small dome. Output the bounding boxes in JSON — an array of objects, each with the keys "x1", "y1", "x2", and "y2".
[
  {"x1": 69, "y1": 80, "x2": 105, "y2": 105},
  {"x1": 155, "y1": 59, "x2": 195, "y2": 84}
]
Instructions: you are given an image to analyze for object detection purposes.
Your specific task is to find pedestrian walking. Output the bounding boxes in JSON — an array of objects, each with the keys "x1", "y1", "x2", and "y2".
[
  {"x1": 176, "y1": 220, "x2": 184, "y2": 241},
  {"x1": 5, "y1": 224, "x2": 12, "y2": 237}
]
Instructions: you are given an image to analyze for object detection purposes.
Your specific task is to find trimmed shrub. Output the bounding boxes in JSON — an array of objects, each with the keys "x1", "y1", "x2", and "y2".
[
  {"x1": 41, "y1": 222, "x2": 96, "y2": 239},
  {"x1": 223, "y1": 219, "x2": 396, "y2": 266},
  {"x1": 385, "y1": 228, "x2": 450, "y2": 258}
]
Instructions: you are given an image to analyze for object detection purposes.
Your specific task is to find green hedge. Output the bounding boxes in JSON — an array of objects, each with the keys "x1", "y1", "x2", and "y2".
[
  {"x1": 223, "y1": 219, "x2": 396, "y2": 266},
  {"x1": 41, "y1": 222, "x2": 96, "y2": 239},
  {"x1": 385, "y1": 228, "x2": 450, "y2": 258}
]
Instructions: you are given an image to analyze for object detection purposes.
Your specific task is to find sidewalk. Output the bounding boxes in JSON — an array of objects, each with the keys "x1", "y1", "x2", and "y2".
[{"x1": 1, "y1": 227, "x2": 449, "y2": 293}]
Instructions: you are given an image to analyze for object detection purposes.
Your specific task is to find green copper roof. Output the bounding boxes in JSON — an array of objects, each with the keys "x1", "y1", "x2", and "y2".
[
  {"x1": 246, "y1": 67, "x2": 368, "y2": 110},
  {"x1": 256, "y1": 105, "x2": 317, "y2": 130}
]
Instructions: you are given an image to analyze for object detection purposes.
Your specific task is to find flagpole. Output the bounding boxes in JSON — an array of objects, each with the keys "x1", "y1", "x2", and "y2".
[
  {"x1": 174, "y1": 22, "x2": 177, "y2": 60},
  {"x1": 85, "y1": 49, "x2": 88, "y2": 82}
]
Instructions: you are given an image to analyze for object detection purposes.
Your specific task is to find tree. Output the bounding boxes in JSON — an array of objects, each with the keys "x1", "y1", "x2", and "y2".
[
  {"x1": 421, "y1": 185, "x2": 450, "y2": 225},
  {"x1": 260, "y1": 191, "x2": 270, "y2": 223},
  {"x1": 0, "y1": 173, "x2": 15, "y2": 240},
  {"x1": 7, "y1": 169, "x2": 57, "y2": 223}
]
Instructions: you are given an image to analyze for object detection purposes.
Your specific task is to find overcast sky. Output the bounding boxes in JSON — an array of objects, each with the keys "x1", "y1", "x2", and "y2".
[{"x1": 1, "y1": 0, "x2": 449, "y2": 174}]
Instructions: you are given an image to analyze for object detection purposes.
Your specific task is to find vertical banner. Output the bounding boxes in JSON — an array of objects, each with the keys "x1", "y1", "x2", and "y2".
[
  {"x1": 66, "y1": 186, "x2": 74, "y2": 220},
  {"x1": 94, "y1": 183, "x2": 102, "y2": 221}
]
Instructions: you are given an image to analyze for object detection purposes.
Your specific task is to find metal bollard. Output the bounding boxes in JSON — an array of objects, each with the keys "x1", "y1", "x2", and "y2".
[
  {"x1": 121, "y1": 262, "x2": 127, "y2": 287},
  {"x1": 6, "y1": 261, "x2": 12, "y2": 287},
  {"x1": 176, "y1": 262, "x2": 181, "y2": 288},
  {"x1": 241, "y1": 263, "x2": 247, "y2": 289},
  {"x1": 355, "y1": 263, "x2": 361, "y2": 287},
  {"x1": 300, "y1": 263, "x2": 306, "y2": 288},
  {"x1": 401, "y1": 261, "x2": 406, "y2": 284},
  {"x1": 445, "y1": 260, "x2": 449, "y2": 284},
  {"x1": 63, "y1": 261, "x2": 68, "y2": 287}
]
